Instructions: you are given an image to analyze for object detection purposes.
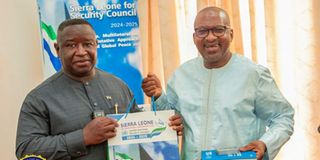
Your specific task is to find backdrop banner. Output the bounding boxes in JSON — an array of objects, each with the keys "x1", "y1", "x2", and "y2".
[{"x1": 37, "y1": 0, "x2": 144, "y2": 104}]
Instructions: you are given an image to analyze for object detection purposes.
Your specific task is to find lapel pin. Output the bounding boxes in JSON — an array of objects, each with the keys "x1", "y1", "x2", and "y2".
[
  {"x1": 105, "y1": 96, "x2": 112, "y2": 100},
  {"x1": 114, "y1": 103, "x2": 118, "y2": 114}
]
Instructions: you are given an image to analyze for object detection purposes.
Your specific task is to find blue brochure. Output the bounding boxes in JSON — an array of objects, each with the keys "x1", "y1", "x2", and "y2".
[{"x1": 201, "y1": 149, "x2": 256, "y2": 160}]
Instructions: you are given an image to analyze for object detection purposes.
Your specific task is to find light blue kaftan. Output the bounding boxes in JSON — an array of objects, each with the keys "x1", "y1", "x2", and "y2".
[{"x1": 156, "y1": 54, "x2": 294, "y2": 160}]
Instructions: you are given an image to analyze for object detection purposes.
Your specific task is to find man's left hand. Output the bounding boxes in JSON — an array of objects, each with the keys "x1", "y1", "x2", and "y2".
[
  {"x1": 239, "y1": 140, "x2": 266, "y2": 160},
  {"x1": 168, "y1": 114, "x2": 184, "y2": 136}
]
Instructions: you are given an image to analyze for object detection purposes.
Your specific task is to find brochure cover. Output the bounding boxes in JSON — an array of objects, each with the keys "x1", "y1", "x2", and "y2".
[
  {"x1": 107, "y1": 110, "x2": 180, "y2": 160},
  {"x1": 201, "y1": 149, "x2": 256, "y2": 160}
]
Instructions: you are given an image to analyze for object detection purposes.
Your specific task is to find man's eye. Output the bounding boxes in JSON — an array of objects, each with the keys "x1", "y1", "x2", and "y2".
[
  {"x1": 83, "y1": 42, "x2": 96, "y2": 48},
  {"x1": 197, "y1": 30, "x2": 208, "y2": 35},
  {"x1": 66, "y1": 44, "x2": 76, "y2": 48},
  {"x1": 214, "y1": 28, "x2": 225, "y2": 33},
  {"x1": 85, "y1": 42, "x2": 94, "y2": 47}
]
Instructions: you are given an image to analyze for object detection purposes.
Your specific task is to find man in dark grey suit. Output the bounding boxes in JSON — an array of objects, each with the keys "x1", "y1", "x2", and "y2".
[{"x1": 16, "y1": 19, "x2": 183, "y2": 160}]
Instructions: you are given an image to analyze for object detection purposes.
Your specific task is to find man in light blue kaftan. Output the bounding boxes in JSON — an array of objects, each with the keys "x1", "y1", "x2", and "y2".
[{"x1": 142, "y1": 7, "x2": 294, "y2": 160}]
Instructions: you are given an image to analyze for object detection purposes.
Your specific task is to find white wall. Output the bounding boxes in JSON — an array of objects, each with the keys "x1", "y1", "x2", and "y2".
[{"x1": 0, "y1": 0, "x2": 43, "y2": 159}]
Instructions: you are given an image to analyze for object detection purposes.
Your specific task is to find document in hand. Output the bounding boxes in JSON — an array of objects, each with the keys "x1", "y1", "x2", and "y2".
[
  {"x1": 107, "y1": 110, "x2": 180, "y2": 160},
  {"x1": 201, "y1": 149, "x2": 256, "y2": 160}
]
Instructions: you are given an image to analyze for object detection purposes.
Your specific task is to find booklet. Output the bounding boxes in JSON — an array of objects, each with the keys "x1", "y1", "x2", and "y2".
[
  {"x1": 201, "y1": 149, "x2": 257, "y2": 160},
  {"x1": 107, "y1": 110, "x2": 180, "y2": 160}
]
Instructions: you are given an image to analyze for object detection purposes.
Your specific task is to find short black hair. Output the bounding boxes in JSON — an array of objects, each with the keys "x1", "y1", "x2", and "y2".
[{"x1": 57, "y1": 18, "x2": 94, "y2": 32}]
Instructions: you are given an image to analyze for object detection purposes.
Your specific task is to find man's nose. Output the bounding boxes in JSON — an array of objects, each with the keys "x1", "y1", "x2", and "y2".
[{"x1": 75, "y1": 44, "x2": 87, "y2": 55}]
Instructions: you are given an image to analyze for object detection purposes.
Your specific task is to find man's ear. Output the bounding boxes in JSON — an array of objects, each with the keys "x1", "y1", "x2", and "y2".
[
  {"x1": 230, "y1": 29, "x2": 234, "y2": 41},
  {"x1": 54, "y1": 43, "x2": 61, "y2": 57},
  {"x1": 193, "y1": 33, "x2": 196, "y2": 45}
]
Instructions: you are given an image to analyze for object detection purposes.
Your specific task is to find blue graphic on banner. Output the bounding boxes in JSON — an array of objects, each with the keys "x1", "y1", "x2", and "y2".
[
  {"x1": 42, "y1": 39, "x2": 61, "y2": 71},
  {"x1": 37, "y1": 0, "x2": 144, "y2": 104}
]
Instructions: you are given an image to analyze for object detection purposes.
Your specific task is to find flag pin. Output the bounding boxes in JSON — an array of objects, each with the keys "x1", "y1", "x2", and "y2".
[{"x1": 105, "y1": 96, "x2": 112, "y2": 100}]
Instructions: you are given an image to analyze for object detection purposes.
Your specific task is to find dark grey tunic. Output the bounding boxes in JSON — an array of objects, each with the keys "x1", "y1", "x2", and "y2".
[{"x1": 16, "y1": 68, "x2": 140, "y2": 160}]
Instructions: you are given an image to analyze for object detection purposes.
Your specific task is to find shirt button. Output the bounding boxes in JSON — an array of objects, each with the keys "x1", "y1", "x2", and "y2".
[
  {"x1": 77, "y1": 151, "x2": 82, "y2": 155},
  {"x1": 93, "y1": 102, "x2": 98, "y2": 106},
  {"x1": 85, "y1": 82, "x2": 89, "y2": 86}
]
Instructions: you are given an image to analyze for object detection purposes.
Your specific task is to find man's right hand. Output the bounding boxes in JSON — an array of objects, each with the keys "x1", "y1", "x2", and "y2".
[
  {"x1": 83, "y1": 117, "x2": 119, "y2": 146},
  {"x1": 141, "y1": 73, "x2": 162, "y2": 99}
]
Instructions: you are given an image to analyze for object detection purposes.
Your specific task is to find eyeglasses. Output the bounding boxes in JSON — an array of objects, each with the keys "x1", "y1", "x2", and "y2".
[{"x1": 194, "y1": 26, "x2": 230, "y2": 38}]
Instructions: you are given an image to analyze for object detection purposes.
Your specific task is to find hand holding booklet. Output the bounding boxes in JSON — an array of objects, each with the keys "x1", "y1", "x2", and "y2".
[
  {"x1": 201, "y1": 149, "x2": 257, "y2": 160},
  {"x1": 107, "y1": 109, "x2": 180, "y2": 160}
]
